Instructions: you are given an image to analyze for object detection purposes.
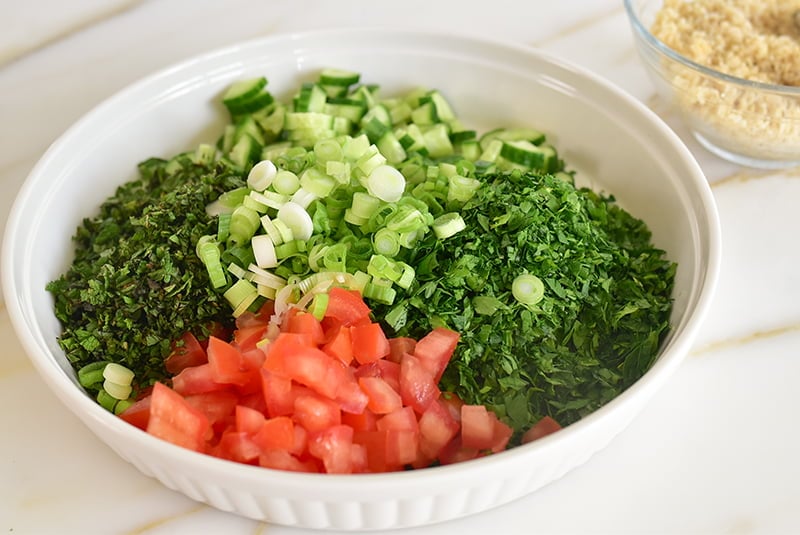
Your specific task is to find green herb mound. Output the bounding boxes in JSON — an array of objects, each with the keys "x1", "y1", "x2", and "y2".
[
  {"x1": 46, "y1": 158, "x2": 244, "y2": 385},
  {"x1": 379, "y1": 169, "x2": 676, "y2": 435}
]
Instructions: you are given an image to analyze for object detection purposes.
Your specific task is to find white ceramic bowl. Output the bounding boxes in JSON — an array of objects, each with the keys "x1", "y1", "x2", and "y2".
[{"x1": 2, "y1": 29, "x2": 720, "y2": 530}]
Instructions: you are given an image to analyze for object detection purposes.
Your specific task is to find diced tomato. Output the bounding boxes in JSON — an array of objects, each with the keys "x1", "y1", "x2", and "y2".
[
  {"x1": 342, "y1": 408, "x2": 378, "y2": 432},
  {"x1": 293, "y1": 393, "x2": 341, "y2": 433},
  {"x1": 207, "y1": 336, "x2": 251, "y2": 386},
  {"x1": 235, "y1": 404, "x2": 266, "y2": 434},
  {"x1": 165, "y1": 332, "x2": 208, "y2": 374},
  {"x1": 290, "y1": 423, "x2": 309, "y2": 457},
  {"x1": 333, "y1": 372, "x2": 370, "y2": 415},
  {"x1": 354, "y1": 359, "x2": 401, "y2": 393},
  {"x1": 460, "y1": 404, "x2": 496, "y2": 450},
  {"x1": 172, "y1": 363, "x2": 230, "y2": 396},
  {"x1": 118, "y1": 396, "x2": 152, "y2": 430},
  {"x1": 489, "y1": 412, "x2": 514, "y2": 453},
  {"x1": 233, "y1": 324, "x2": 267, "y2": 352},
  {"x1": 358, "y1": 376, "x2": 402, "y2": 414},
  {"x1": 146, "y1": 382, "x2": 210, "y2": 452},
  {"x1": 399, "y1": 353, "x2": 440, "y2": 414},
  {"x1": 282, "y1": 345, "x2": 340, "y2": 399},
  {"x1": 262, "y1": 332, "x2": 313, "y2": 375},
  {"x1": 414, "y1": 327, "x2": 460, "y2": 382},
  {"x1": 385, "y1": 428, "x2": 419, "y2": 467},
  {"x1": 438, "y1": 436, "x2": 480, "y2": 465},
  {"x1": 259, "y1": 449, "x2": 316, "y2": 473},
  {"x1": 439, "y1": 392, "x2": 464, "y2": 423},
  {"x1": 260, "y1": 369, "x2": 294, "y2": 417},
  {"x1": 321, "y1": 325, "x2": 353, "y2": 365},
  {"x1": 349, "y1": 322, "x2": 391, "y2": 364},
  {"x1": 376, "y1": 406, "x2": 418, "y2": 433},
  {"x1": 183, "y1": 390, "x2": 238, "y2": 430},
  {"x1": 324, "y1": 287, "x2": 371, "y2": 326},
  {"x1": 308, "y1": 424, "x2": 355, "y2": 474},
  {"x1": 285, "y1": 310, "x2": 326, "y2": 345},
  {"x1": 353, "y1": 429, "x2": 388, "y2": 473},
  {"x1": 418, "y1": 399, "x2": 460, "y2": 459},
  {"x1": 216, "y1": 429, "x2": 260, "y2": 464},
  {"x1": 521, "y1": 416, "x2": 562, "y2": 444},
  {"x1": 252, "y1": 416, "x2": 295, "y2": 451},
  {"x1": 387, "y1": 336, "x2": 416, "y2": 364}
]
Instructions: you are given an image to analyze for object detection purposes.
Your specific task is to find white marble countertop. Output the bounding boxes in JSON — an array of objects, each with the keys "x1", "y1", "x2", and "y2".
[{"x1": 2, "y1": 1, "x2": 800, "y2": 534}]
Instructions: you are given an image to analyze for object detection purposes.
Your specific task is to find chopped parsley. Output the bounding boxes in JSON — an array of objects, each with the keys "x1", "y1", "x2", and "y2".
[
  {"x1": 375, "y1": 169, "x2": 676, "y2": 436},
  {"x1": 46, "y1": 157, "x2": 244, "y2": 385}
]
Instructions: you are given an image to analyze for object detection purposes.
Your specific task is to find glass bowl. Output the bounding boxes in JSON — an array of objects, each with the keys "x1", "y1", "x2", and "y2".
[{"x1": 625, "y1": 0, "x2": 800, "y2": 169}]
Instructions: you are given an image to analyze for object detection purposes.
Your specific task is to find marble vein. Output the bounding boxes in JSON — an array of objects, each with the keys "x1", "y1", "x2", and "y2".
[{"x1": 527, "y1": 6, "x2": 625, "y2": 48}]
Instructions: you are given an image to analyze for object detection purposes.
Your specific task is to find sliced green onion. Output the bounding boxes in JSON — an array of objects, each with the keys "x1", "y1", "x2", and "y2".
[
  {"x1": 350, "y1": 192, "x2": 382, "y2": 219},
  {"x1": 309, "y1": 292, "x2": 329, "y2": 320},
  {"x1": 251, "y1": 234, "x2": 279, "y2": 268},
  {"x1": 247, "y1": 159, "x2": 277, "y2": 191},
  {"x1": 229, "y1": 205, "x2": 262, "y2": 245},
  {"x1": 363, "y1": 277, "x2": 396, "y2": 305},
  {"x1": 196, "y1": 235, "x2": 227, "y2": 288},
  {"x1": 300, "y1": 167, "x2": 337, "y2": 197},
  {"x1": 97, "y1": 390, "x2": 118, "y2": 412},
  {"x1": 366, "y1": 164, "x2": 405, "y2": 202},
  {"x1": 432, "y1": 212, "x2": 466, "y2": 239},
  {"x1": 227, "y1": 262, "x2": 247, "y2": 279},
  {"x1": 323, "y1": 243, "x2": 348, "y2": 272},
  {"x1": 447, "y1": 174, "x2": 482, "y2": 203},
  {"x1": 250, "y1": 190, "x2": 289, "y2": 210},
  {"x1": 326, "y1": 160, "x2": 351, "y2": 185},
  {"x1": 217, "y1": 213, "x2": 231, "y2": 242},
  {"x1": 224, "y1": 278, "x2": 259, "y2": 317},
  {"x1": 273, "y1": 170, "x2": 300, "y2": 195},
  {"x1": 102, "y1": 362, "x2": 134, "y2": 386},
  {"x1": 260, "y1": 214, "x2": 284, "y2": 245},
  {"x1": 314, "y1": 139, "x2": 344, "y2": 163},
  {"x1": 77, "y1": 361, "x2": 109, "y2": 389},
  {"x1": 511, "y1": 273, "x2": 545, "y2": 306},
  {"x1": 277, "y1": 201, "x2": 314, "y2": 241},
  {"x1": 291, "y1": 187, "x2": 319, "y2": 209},
  {"x1": 272, "y1": 219, "x2": 295, "y2": 243},
  {"x1": 103, "y1": 379, "x2": 133, "y2": 400},
  {"x1": 114, "y1": 399, "x2": 134, "y2": 415},
  {"x1": 248, "y1": 264, "x2": 287, "y2": 289},
  {"x1": 372, "y1": 228, "x2": 401, "y2": 257}
]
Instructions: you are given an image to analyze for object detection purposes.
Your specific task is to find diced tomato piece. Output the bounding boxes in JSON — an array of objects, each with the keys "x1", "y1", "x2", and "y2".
[
  {"x1": 118, "y1": 396, "x2": 152, "y2": 430},
  {"x1": 282, "y1": 345, "x2": 340, "y2": 399},
  {"x1": 183, "y1": 390, "x2": 238, "y2": 431},
  {"x1": 414, "y1": 327, "x2": 460, "y2": 382},
  {"x1": 376, "y1": 406, "x2": 418, "y2": 433},
  {"x1": 387, "y1": 337, "x2": 416, "y2": 364},
  {"x1": 285, "y1": 311, "x2": 326, "y2": 345},
  {"x1": 521, "y1": 416, "x2": 562, "y2": 444},
  {"x1": 399, "y1": 353, "x2": 440, "y2": 414},
  {"x1": 350, "y1": 443, "x2": 368, "y2": 473},
  {"x1": 260, "y1": 368, "x2": 294, "y2": 417},
  {"x1": 259, "y1": 449, "x2": 317, "y2": 472},
  {"x1": 262, "y1": 332, "x2": 314, "y2": 375},
  {"x1": 353, "y1": 429, "x2": 388, "y2": 473},
  {"x1": 418, "y1": 399, "x2": 460, "y2": 459},
  {"x1": 342, "y1": 408, "x2": 378, "y2": 432},
  {"x1": 355, "y1": 359, "x2": 400, "y2": 393},
  {"x1": 216, "y1": 429, "x2": 260, "y2": 464},
  {"x1": 252, "y1": 416, "x2": 295, "y2": 451},
  {"x1": 233, "y1": 324, "x2": 267, "y2": 352},
  {"x1": 324, "y1": 287, "x2": 371, "y2": 326},
  {"x1": 207, "y1": 336, "x2": 250, "y2": 386},
  {"x1": 235, "y1": 404, "x2": 266, "y2": 434},
  {"x1": 439, "y1": 392, "x2": 464, "y2": 423},
  {"x1": 460, "y1": 405, "x2": 496, "y2": 450},
  {"x1": 172, "y1": 363, "x2": 230, "y2": 396},
  {"x1": 321, "y1": 325, "x2": 353, "y2": 365},
  {"x1": 349, "y1": 322, "x2": 391, "y2": 364},
  {"x1": 293, "y1": 393, "x2": 341, "y2": 433},
  {"x1": 438, "y1": 436, "x2": 480, "y2": 465},
  {"x1": 385, "y1": 428, "x2": 419, "y2": 467},
  {"x1": 290, "y1": 423, "x2": 309, "y2": 457},
  {"x1": 488, "y1": 412, "x2": 514, "y2": 453},
  {"x1": 333, "y1": 373, "x2": 370, "y2": 415},
  {"x1": 165, "y1": 332, "x2": 208, "y2": 374},
  {"x1": 308, "y1": 424, "x2": 355, "y2": 474},
  {"x1": 146, "y1": 382, "x2": 210, "y2": 452},
  {"x1": 358, "y1": 376, "x2": 402, "y2": 414}
]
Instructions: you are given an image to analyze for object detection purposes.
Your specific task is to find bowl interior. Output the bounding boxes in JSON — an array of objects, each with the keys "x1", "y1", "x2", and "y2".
[{"x1": 2, "y1": 28, "x2": 719, "y2": 516}]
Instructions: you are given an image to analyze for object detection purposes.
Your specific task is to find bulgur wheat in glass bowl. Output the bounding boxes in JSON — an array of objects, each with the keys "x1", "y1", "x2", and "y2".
[{"x1": 625, "y1": 0, "x2": 800, "y2": 169}]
